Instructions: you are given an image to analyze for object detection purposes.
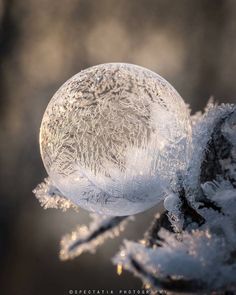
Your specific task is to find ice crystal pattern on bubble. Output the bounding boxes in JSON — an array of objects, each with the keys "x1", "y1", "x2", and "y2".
[{"x1": 39, "y1": 63, "x2": 191, "y2": 215}]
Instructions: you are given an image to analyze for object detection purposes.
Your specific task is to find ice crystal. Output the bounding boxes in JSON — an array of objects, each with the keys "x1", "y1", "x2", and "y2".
[
  {"x1": 39, "y1": 63, "x2": 191, "y2": 215},
  {"x1": 33, "y1": 177, "x2": 78, "y2": 211}
]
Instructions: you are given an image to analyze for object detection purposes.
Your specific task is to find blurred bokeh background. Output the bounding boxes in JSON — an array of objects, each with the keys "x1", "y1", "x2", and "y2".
[{"x1": 0, "y1": 0, "x2": 236, "y2": 294}]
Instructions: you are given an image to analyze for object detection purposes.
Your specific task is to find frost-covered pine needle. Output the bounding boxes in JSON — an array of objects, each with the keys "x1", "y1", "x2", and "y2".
[
  {"x1": 60, "y1": 214, "x2": 133, "y2": 260},
  {"x1": 114, "y1": 229, "x2": 236, "y2": 291}
]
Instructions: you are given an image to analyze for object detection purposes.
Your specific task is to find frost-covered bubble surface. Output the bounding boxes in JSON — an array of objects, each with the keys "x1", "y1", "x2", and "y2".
[{"x1": 40, "y1": 63, "x2": 191, "y2": 216}]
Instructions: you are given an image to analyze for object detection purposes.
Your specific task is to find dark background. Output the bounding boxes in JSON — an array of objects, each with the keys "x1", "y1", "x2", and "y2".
[{"x1": 0, "y1": 0, "x2": 236, "y2": 294}]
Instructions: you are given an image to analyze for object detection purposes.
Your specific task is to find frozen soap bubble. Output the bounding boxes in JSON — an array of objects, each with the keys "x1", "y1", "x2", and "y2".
[{"x1": 40, "y1": 63, "x2": 191, "y2": 216}]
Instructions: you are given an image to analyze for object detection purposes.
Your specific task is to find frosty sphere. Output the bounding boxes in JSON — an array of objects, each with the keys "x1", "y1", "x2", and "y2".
[{"x1": 40, "y1": 63, "x2": 191, "y2": 216}]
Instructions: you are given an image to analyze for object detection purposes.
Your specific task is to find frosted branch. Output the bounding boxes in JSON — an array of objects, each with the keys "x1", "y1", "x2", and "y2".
[
  {"x1": 144, "y1": 211, "x2": 174, "y2": 247},
  {"x1": 113, "y1": 103, "x2": 236, "y2": 293}
]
